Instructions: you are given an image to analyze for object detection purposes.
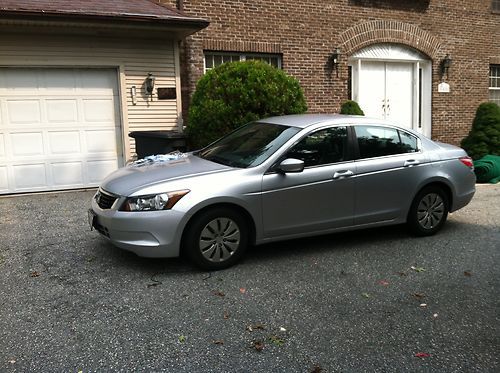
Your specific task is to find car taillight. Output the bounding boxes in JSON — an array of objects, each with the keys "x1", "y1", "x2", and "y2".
[{"x1": 459, "y1": 156, "x2": 474, "y2": 169}]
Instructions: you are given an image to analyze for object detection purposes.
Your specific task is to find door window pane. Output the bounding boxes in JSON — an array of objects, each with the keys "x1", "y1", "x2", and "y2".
[
  {"x1": 287, "y1": 127, "x2": 348, "y2": 167},
  {"x1": 355, "y1": 125, "x2": 402, "y2": 158},
  {"x1": 398, "y1": 130, "x2": 419, "y2": 153}
]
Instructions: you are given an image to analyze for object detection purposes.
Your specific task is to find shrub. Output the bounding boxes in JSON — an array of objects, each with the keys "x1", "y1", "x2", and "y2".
[
  {"x1": 461, "y1": 102, "x2": 500, "y2": 160},
  {"x1": 186, "y1": 60, "x2": 307, "y2": 148},
  {"x1": 340, "y1": 100, "x2": 364, "y2": 115}
]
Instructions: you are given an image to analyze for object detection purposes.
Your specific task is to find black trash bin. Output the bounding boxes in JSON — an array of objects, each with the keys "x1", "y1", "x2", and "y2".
[{"x1": 129, "y1": 131, "x2": 187, "y2": 159}]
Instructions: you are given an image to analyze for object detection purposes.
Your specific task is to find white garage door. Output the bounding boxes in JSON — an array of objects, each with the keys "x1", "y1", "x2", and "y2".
[{"x1": 0, "y1": 68, "x2": 122, "y2": 194}]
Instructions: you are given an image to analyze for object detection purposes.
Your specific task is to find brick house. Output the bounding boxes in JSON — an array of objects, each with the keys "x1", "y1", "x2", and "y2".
[{"x1": 162, "y1": 0, "x2": 500, "y2": 145}]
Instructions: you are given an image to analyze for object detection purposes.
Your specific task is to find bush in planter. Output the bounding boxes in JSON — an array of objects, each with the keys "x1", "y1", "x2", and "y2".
[
  {"x1": 461, "y1": 102, "x2": 500, "y2": 160},
  {"x1": 340, "y1": 100, "x2": 364, "y2": 115},
  {"x1": 186, "y1": 60, "x2": 307, "y2": 148}
]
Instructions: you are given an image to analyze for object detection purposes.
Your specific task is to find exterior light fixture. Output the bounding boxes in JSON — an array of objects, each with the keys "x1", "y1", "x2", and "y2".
[
  {"x1": 332, "y1": 48, "x2": 341, "y2": 77},
  {"x1": 145, "y1": 72, "x2": 156, "y2": 101},
  {"x1": 440, "y1": 54, "x2": 452, "y2": 80}
]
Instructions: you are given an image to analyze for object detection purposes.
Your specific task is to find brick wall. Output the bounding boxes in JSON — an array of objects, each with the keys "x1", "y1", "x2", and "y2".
[{"x1": 161, "y1": 0, "x2": 500, "y2": 144}]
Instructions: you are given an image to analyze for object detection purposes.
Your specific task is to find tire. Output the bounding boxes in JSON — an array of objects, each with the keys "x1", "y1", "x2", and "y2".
[
  {"x1": 407, "y1": 186, "x2": 449, "y2": 236},
  {"x1": 184, "y1": 207, "x2": 249, "y2": 270}
]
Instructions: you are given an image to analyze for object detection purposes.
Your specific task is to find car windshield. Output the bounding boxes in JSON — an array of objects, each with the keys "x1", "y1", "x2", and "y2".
[{"x1": 196, "y1": 122, "x2": 300, "y2": 168}]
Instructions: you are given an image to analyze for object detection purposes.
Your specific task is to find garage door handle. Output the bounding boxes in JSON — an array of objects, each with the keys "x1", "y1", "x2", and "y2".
[
  {"x1": 333, "y1": 170, "x2": 354, "y2": 179},
  {"x1": 404, "y1": 159, "x2": 420, "y2": 167}
]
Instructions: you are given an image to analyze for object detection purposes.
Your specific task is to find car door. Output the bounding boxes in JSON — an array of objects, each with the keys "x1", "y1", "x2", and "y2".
[
  {"x1": 261, "y1": 126, "x2": 356, "y2": 238},
  {"x1": 352, "y1": 125, "x2": 427, "y2": 225}
]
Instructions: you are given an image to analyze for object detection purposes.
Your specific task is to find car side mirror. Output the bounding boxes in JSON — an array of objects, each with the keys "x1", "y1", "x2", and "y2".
[{"x1": 278, "y1": 158, "x2": 304, "y2": 173}]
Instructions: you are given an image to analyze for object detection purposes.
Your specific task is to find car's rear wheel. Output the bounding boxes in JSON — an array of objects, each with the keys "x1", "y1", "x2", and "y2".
[
  {"x1": 408, "y1": 186, "x2": 449, "y2": 236},
  {"x1": 184, "y1": 207, "x2": 248, "y2": 270}
]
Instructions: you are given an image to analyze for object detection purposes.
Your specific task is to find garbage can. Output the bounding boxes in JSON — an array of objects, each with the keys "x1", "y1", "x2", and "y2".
[{"x1": 129, "y1": 131, "x2": 187, "y2": 159}]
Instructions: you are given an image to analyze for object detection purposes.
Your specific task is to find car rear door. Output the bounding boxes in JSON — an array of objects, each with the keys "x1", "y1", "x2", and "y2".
[
  {"x1": 261, "y1": 126, "x2": 356, "y2": 238},
  {"x1": 352, "y1": 125, "x2": 428, "y2": 225}
]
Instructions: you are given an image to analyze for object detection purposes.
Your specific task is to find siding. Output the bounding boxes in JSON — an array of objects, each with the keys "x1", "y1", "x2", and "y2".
[{"x1": 0, "y1": 32, "x2": 179, "y2": 158}]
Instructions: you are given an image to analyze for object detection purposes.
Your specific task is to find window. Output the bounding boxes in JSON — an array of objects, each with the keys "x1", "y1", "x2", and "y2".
[
  {"x1": 204, "y1": 52, "x2": 282, "y2": 72},
  {"x1": 490, "y1": 65, "x2": 500, "y2": 106},
  {"x1": 286, "y1": 127, "x2": 348, "y2": 167},
  {"x1": 355, "y1": 125, "x2": 418, "y2": 159},
  {"x1": 493, "y1": 0, "x2": 500, "y2": 12}
]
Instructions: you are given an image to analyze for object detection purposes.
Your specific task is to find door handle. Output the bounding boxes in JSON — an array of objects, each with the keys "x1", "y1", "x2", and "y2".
[
  {"x1": 404, "y1": 159, "x2": 420, "y2": 167},
  {"x1": 333, "y1": 170, "x2": 354, "y2": 179}
]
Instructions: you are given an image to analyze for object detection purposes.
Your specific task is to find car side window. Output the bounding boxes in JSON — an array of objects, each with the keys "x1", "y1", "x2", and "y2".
[
  {"x1": 286, "y1": 126, "x2": 348, "y2": 167},
  {"x1": 355, "y1": 125, "x2": 418, "y2": 159}
]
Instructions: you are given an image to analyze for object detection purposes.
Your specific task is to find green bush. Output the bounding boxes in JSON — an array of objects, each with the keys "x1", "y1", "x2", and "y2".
[
  {"x1": 340, "y1": 100, "x2": 364, "y2": 115},
  {"x1": 461, "y1": 102, "x2": 500, "y2": 160},
  {"x1": 186, "y1": 60, "x2": 307, "y2": 148}
]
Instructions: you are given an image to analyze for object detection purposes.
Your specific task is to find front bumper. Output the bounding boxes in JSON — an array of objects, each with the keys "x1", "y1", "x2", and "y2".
[{"x1": 91, "y1": 197, "x2": 186, "y2": 258}]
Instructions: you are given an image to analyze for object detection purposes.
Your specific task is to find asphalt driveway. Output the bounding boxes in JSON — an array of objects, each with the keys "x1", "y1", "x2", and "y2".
[{"x1": 0, "y1": 185, "x2": 499, "y2": 372}]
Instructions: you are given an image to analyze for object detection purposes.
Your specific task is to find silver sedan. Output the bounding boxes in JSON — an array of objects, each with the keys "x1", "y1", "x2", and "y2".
[{"x1": 89, "y1": 114, "x2": 476, "y2": 269}]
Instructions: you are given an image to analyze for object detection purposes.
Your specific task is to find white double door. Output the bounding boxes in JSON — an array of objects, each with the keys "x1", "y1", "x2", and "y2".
[{"x1": 358, "y1": 61, "x2": 414, "y2": 129}]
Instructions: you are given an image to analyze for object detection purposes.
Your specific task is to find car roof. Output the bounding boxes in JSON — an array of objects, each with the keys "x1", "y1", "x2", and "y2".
[{"x1": 259, "y1": 114, "x2": 393, "y2": 129}]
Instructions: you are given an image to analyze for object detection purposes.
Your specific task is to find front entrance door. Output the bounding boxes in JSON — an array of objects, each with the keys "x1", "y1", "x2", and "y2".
[{"x1": 358, "y1": 61, "x2": 413, "y2": 128}]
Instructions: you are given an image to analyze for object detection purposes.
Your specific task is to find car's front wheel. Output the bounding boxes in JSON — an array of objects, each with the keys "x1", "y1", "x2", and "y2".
[
  {"x1": 184, "y1": 207, "x2": 249, "y2": 270},
  {"x1": 407, "y1": 186, "x2": 449, "y2": 236}
]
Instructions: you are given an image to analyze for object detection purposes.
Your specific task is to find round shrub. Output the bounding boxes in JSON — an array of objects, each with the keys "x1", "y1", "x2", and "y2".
[
  {"x1": 461, "y1": 102, "x2": 500, "y2": 160},
  {"x1": 186, "y1": 60, "x2": 307, "y2": 148},
  {"x1": 340, "y1": 100, "x2": 364, "y2": 115}
]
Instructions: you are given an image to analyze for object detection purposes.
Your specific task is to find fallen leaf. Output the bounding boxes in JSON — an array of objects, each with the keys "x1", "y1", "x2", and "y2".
[
  {"x1": 378, "y1": 280, "x2": 390, "y2": 286},
  {"x1": 412, "y1": 292, "x2": 426, "y2": 299},
  {"x1": 239, "y1": 288, "x2": 246, "y2": 294},
  {"x1": 464, "y1": 271, "x2": 472, "y2": 277},
  {"x1": 311, "y1": 366, "x2": 322, "y2": 373},
  {"x1": 8, "y1": 360, "x2": 16, "y2": 364},
  {"x1": 279, "y1": 327, "x2": 287, "y2": 332},
  {"x1": 433, "y1": 313, "x2": 439, "y2": 318},
  {"x1": 246, "y1": 323, "x2": 266, "y2": 332},
  {"x1": 419, "y1": 303, "x2": 428, "y2": 308},
  {"x1": 30, "y1": 271, "x2": 40, "y2": 277},
  {"x1": 213, "y1": 340, "x2": 224, "y2": 345},
  {"x1": 397, "y1": 271, "x2": 408, "y2": 276},
  {"x1": 252, "y1": 340, "x2": 264, "y2": 351},
  {"x1": 411, "y1": 266, "x2": 426, "y2": 273},
  {"x1": 178, "y1": 335, "x2": 186, "y2": 343},
  {"x1": 223, "y1": 311, "x2": 230, "y2": 320},
  {"x1": 213, "y1": 291, "x2": 225, "y2": 297},
  {"x1": 415, "y1": 352, "x2": 431, "y2": 358},
  {"x1": 362, "y1": 292, "x2": 371, "y2": 298},
  {"x1": 269, "y1": 335, "x2": 285, "y2": 346}
]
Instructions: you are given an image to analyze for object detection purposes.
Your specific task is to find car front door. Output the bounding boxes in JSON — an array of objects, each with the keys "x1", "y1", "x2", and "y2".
[
  {"x1": 352, "y1": 125, "x2": 428, "y2": 225},
  {"x1": 261, "y1": 126, "x2": 356, "y2": 238}
]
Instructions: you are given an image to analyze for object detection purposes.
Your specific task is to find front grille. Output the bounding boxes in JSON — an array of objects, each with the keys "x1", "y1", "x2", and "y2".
[{"x1": 96, "y1": 189, "x2": 118, "y2": 210}]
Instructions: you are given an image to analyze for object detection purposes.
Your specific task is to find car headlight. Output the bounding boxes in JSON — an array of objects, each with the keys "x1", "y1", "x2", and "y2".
[{"x1": 119, "y1": 190, "x2": 190, "y2": 212}]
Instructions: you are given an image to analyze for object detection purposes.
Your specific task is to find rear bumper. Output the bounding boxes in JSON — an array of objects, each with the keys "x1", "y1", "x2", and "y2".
[
  {"x1": 451, "y1": 188, "x2": 475, "y2": 212},
  {"x1": 91, "y1": 198, "x2": 186, "y2": 258}
]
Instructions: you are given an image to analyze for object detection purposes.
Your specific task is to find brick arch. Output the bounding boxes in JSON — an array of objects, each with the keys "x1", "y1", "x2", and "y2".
[{"x1": 338, "y1": 20, "x2": 443, "y2": 60}]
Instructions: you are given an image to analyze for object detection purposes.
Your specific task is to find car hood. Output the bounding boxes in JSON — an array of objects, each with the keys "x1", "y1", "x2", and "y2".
[{"x1": 100, "y1": 154, "x2": 232, "y2": 196}]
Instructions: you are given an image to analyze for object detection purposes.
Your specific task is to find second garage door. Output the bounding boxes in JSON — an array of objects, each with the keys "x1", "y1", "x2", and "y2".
[{"x1": 0, "y1": 68, "x2": 123, "y2": 194}]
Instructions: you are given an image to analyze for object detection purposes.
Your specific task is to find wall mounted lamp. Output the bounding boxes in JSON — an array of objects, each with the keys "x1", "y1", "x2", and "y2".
[
  {"x1": 440, "y1": 54, "x2": 452, "y2": 80},
  {"x1": 332, "y1": 48, "x2": 341, "y2": 77},
  {"x1": 145, "y1": 72, "x2": 156, "y2": 101}
]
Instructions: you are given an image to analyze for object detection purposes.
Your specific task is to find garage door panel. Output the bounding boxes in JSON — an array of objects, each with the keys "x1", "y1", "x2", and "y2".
[
  {"x1": 81, "y1": 70, "x2": 117, "y2": 92},
  {"x1": 4, "y1": 69, "x2": 40, "y2": 90},
  {"x1": 48, "y1": 131, "x2": 81, "y2": 154},
  {"x1": 0, "y1": 166, "x2": 8, "y2": 192},
  {"x1": 11, "y1": 132, "x2": 44, "y2": 156},
  {"x1": 44, "y1": 70, "x2": 77, "y2": 90},
  {"x1": 83, "y1": 99, "x2": 115, "y2": 123},
  {"x1": 51, "y1": 162, "x2": 83, "y2": 186},
  {"x1": 87, "y1": 160, "x2": 118, "y2": 183},
  {"x1": 46, "y1": 100, "x2": 78, "y2": 123},
  {"x1": 0, "y1": 134, "x2": 5, "y2": 157},
  {"x1": 13, "y1": 163, "x2": 47, "y2": 188},
  {"x1": 86, "y1": 130, "x2": 117, "y2": 153},
  {"x1": 7, "y1": 100, "x2": 41, "y2": 124}
]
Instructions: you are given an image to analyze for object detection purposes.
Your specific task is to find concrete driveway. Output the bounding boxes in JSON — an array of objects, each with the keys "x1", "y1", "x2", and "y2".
[{"x1": 0, "y1": 185, "x2": 499, "y2": 372}]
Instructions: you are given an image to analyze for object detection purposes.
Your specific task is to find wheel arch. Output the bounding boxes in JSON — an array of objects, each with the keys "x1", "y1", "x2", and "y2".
[{"x1": 408, "y1": 180, "x2": 453, "y2": 220}]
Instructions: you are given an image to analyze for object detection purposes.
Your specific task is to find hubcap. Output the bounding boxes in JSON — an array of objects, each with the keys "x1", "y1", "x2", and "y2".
[
  {"x1": 199, "y1": 217, "x2": 241, "y2": 262},
  {"x1": 417, "y1": 193, "x2": 445, "y2": 229}
]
